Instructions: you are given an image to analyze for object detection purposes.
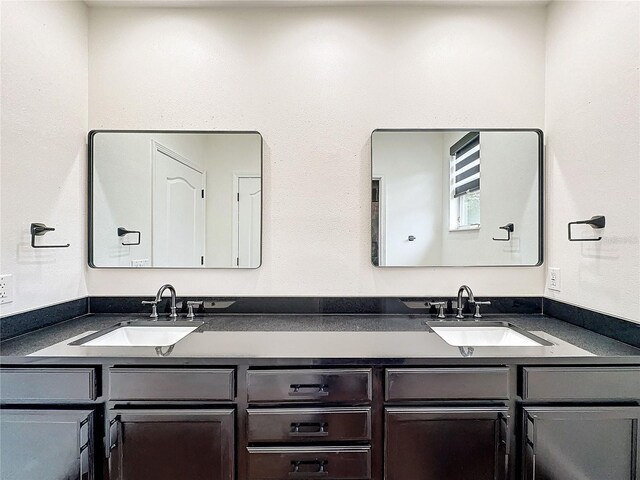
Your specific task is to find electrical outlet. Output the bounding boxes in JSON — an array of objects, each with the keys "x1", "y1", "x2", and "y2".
[
  {"x1": 131, "y1": 259, "x2": 150, "y2": 267},
  {"x1": 548, "y1": 268, "x2": 561, "y2": 292},
  {"x1": 0, "y1": 274, "x2": 14, "y2": 304}
]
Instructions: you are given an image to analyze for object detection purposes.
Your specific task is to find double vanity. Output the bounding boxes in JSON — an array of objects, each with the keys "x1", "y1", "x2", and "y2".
[
  {"x1": 0, "y1": 126, "x2": 635, "y2": 480},
  {"x1": 1, "y1": 292, "x2": 639, "y2": 480},
  {"x1": 2, "y1": 0, "x2": 638, "y2": 476}
]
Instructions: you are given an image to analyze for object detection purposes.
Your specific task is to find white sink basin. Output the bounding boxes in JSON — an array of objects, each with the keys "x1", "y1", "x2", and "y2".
[
  {"x1": 429, "y1": 323, "x2": 550, "y2": 347},
  {"x1": 81, "y1": 325, "x2": 199, "y2": 347}
]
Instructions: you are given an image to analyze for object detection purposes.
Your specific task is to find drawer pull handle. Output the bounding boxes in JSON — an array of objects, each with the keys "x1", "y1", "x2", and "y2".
[
  {"x1": 290, "y1": 422, "x2": 329, "y2": 437},
  {"x1": 289, "y1": 383, "x2": 330, "y2": 397},
  {"x1": 289, "y1": 460, "x2": 329, "y2": 477}
]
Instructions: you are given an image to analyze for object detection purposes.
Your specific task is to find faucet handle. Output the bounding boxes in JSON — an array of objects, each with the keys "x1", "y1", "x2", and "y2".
[
  {"x1": 472, "y1": 300, "x2": 491, "y2": 319},
  {"x1": 141, "y1": 300, "x2": 159, "y2": 319},
  {"x1": 186, "y1": 301, "x2": 203, "y2": 319},
  {"x1": 428, "y1": 301, "x2": 447, "y2": 319}
]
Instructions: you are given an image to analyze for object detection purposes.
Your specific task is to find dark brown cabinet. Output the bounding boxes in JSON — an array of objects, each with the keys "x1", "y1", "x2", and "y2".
[
  {"x1": 521, "y1": 367, "x2": 640, "y2": 401},
  {"x1": 108, "y1": 409, "x2": 234, "y2": 480},
  {"x1": 245, "y1": 369, "x2": 374, "y2": 479},
  {"x1": 0, "y1": 409, "x2": 95, "y2": 480},
  {"x1": 385, "y1": 407, "x2": 509, "y2": 480},
  {"x1": 246, "y1": 446, "x2": 372, "y2": 480},
  {"x1": 247, "y1": 407, "x2": 371, "y2": 443},
  {"x1": 0, "y1": 367, "x2": 98, "y2": 402},
  {"x1": 247, "y1": 369, "x2": 372, "y2": 404},
  {"x1": 109, "y1": 368, "x2": 234, "y2": 401},
  {"x1": 386, "y1": 368, "x2": 510, "y2": 401},
  {"x1": 522, "y1": 406, "x2": 640, "y2": 480},
  {"x1": 4, "y1": 363, "x2": 640, "y2": 480}
]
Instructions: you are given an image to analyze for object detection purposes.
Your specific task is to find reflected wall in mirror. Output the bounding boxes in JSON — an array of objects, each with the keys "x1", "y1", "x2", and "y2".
[
  {"x1": 89, "y1": 131, "x2": 262, "y2": 268},
  {"x1": 371, "y1": 129, "x2": 542, "y2": 267}
]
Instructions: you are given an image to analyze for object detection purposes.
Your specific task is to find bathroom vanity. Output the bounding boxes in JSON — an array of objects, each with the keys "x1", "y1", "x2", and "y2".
[
  {"x1": 2, "y1": 314, "x2": 639, "y2": 480},
  {"x1": 2, "y1": 0, "x2": 639, "y2": 479},
  {"x1": 1, "y1": 125, "x2": 636, "y2": 479}
]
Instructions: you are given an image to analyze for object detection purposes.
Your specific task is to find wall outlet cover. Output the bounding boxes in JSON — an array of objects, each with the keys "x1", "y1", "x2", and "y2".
[
  {"x1": 0, "y1": 274, "x2": 14, "y2": 304},
  {"x1": 548, "y1": 268, "x2": 561, "y2": 292},
  {"x1": 131, "y1": 259, "x2": 150, "y2": 267}
]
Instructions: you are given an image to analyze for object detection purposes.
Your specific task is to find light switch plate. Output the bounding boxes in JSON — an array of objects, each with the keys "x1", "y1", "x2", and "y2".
[
  {"x1": 548, "y1": 268, "x2": 561, "y2": 292},
  {"x1": 0, "y1": 274, "x2": 14, "y2": 304}
]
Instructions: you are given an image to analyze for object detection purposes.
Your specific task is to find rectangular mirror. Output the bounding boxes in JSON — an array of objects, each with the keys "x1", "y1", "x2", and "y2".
[
  {"x1": 371, "y1": 129, "x2": 542, "y2": 267},
  {"x1": 89, "y1": 130, "x2": 262, "y2": 268}
]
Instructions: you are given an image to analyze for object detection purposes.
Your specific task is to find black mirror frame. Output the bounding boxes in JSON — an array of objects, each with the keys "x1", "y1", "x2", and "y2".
[
  {"x1": 87, "y1": 129, "x2": 264, "y2": 269},
  {"x1": 370, "y1": 128, "x2": 544, "y2": 268}
]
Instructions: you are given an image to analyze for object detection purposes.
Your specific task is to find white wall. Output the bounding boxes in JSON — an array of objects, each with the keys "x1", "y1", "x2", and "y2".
[
  {"x1": 4, "y1": 1, "x2": 636, "y2": 317},
  {"x1": 372, "y1": 131, "x2": 444, "y2": 266},
  {"x1": 545, "y1": 0, "x2": 640, "y2": 322},
  {"x1": 87, "y1": 4, "x2": 546, "y2": 297},
  {"x1": 0, "y1": 1, "x2": 88, "y2": 316}
]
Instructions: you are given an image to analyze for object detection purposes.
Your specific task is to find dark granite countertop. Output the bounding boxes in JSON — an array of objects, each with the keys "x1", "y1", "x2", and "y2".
[{"x1": 1, "y1": 313, "x2": 639, "y2": 362}]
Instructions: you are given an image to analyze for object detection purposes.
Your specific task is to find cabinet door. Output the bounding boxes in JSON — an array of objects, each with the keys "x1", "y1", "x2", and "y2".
[
  {"x1": 522, "y1": 406, "x2": 640, "y2": 480},
  {"x1": 109, "y1": 409, "x2": 234, "y2": 480},
  {"x1": 385, "y1": 407, "x2": 509, "y2": 480},
  {"x1": 0, "y1": 409, "x2": 94, "y2": 480}
]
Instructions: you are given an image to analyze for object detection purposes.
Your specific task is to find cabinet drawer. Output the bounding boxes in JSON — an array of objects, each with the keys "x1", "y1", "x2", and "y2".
[
  {"x1": 247, "y1": 369, "x2": 372, "y2": 403},
  {"x1": 109, "y1": 368, "x2": 234, "y2": 401},
  {"x1": 0, "y1": 368, "x2": 97, "y2": 402},
  {"x1": 247, "y1": 407, "x2": 371, "y2": 443},
  {"x1": 247, "y1": 446, "x2": 371, "y2": 480},
  {"x1": 521, "y1": 367, "x2": 640, "y2": 400},
  {"x1": 386, "y1": 368, "x2": 510, "y2": 401}
]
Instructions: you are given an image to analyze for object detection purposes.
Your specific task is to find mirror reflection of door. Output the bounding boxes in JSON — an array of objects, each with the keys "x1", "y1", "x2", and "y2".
[
  {"x1": 371, "y1": 178, "x2": 384, "y2": 266},
  {"x1": 90, "y1": 131, "x2": 262, "y2": 268},
  {"x1": 234, "y1": 176, "x2": 261, "y2": 268},
  {"x1": 152, "y1": 142, "x2": 206, "y2": 267}
]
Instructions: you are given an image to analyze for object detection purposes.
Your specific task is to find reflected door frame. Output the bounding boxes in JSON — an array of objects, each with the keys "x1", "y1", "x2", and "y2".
[
  {"x1": 151, "y1": 140, "x2": 206, "y2": 267},
  {"x1": 373, "y1": 175, "x2": 386, "y2": 266},
  {"x1": 232, "y1": 173, "x2": 261, "y2": 268}
]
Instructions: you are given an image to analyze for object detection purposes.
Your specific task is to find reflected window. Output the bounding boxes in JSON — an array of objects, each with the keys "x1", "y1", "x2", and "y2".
[
  {"x1": 459, "y1": 189, "x2": 480, "y2": 227},
  {"x1": 450, "y1": 132, "x2": 481, "y2": 230},
  {"x1": 370, "y1": 128, "x2": 542, "y2": 267}
]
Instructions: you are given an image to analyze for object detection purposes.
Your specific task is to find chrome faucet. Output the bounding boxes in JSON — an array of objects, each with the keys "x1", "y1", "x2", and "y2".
[
  {"x1": 155, "y1": 284, "x2": 178, "y2": 319},
  {"x1": 428, "y1": 301, "x2": 447, "y2": 319},
  {"x1": 456, "y1": 285, "x2": 475, "y2": 319}
]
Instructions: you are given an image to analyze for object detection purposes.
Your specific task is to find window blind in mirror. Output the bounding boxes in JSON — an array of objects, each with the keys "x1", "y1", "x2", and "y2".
[{"x1": 451, "y1": 132, "x2": 480, "y2": 198}]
